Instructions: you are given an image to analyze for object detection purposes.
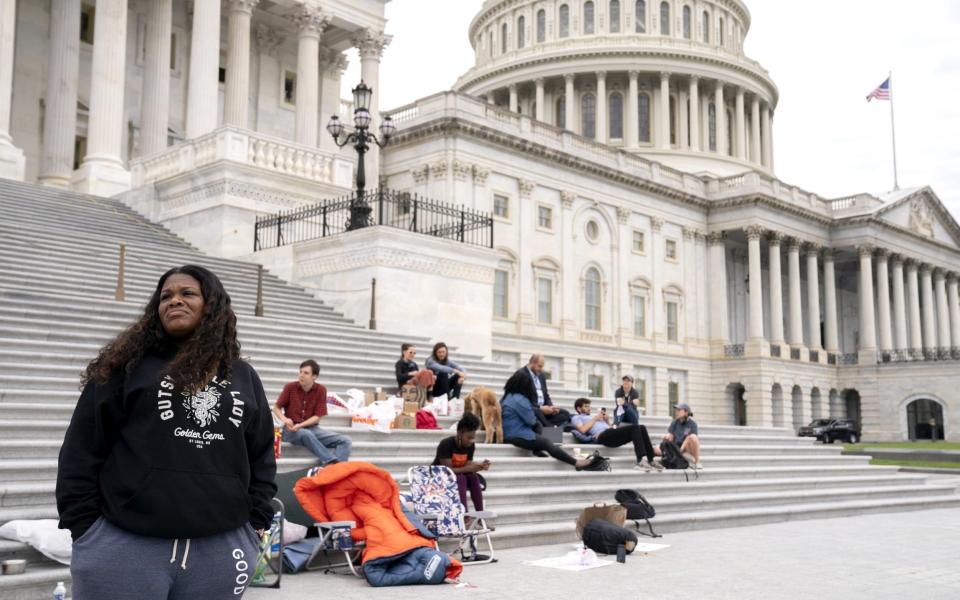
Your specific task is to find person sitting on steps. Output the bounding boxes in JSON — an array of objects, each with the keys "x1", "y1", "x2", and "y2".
[
  {"x1": 426, "y1": 342, "x2": 466, "y2": 400},
  {"x1": 513, "y1": 354, "x2": 572, "y2": 429},
  {"x1": 501, "y1": 371, "x2": 598, "y2": 470},
  {"x1": 655, "y1": 402, "x2": 703, "y2": 469},
  {"x1": 433, "y1": 412, "x2": 489, "y2": 512},
  {"x1": 570, "y1": 398, "x2": 663, "y2": 471}
]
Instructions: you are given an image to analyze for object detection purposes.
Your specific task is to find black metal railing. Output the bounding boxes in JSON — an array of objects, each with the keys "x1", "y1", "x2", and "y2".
[
  {"x1": 809, "y1": 350, "x2": 819, "y2": 363},
  {"x1": 827, "y1": 352, "x2": 837, "y2": 365},
  {"x1": 790, "y1": 347, "x2": 801, "y2": 360},
  {"x1": 724, "y1": 344, "x2": 745, "y2": 357},
  {"x1": 770, "y1": 344, "x2": 781, "y2": 358},
  {"x1": 254, "y1": 189, "x2": 494, "y2": 251},
  {"x1": 878, "y1": 347, "x2": 960, "y2": 364},
  {"x1": 839, "y1": 353, "x2": 859, "y2": 365}
]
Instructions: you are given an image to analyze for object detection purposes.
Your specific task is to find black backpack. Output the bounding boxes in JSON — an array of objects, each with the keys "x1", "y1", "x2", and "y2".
[
  {"x1": 659, "y1": 439, "x2": 689, "y2": 469},
  {"x1": 581, "y1": 519, "x2": 637, "y2": 555},
  {"x1": 614, "y1": 489, "x2": 661, "y2": 538}
]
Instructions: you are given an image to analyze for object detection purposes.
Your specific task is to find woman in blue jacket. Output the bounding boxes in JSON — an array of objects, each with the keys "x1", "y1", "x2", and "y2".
[{"x1": 501, "y1": 372, "x2": 597, "y2": 470}]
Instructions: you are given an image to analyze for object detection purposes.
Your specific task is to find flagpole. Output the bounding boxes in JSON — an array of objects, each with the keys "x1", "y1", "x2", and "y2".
[{"x1": 888, "y1": 70, "x2": 900, "y2": 191}]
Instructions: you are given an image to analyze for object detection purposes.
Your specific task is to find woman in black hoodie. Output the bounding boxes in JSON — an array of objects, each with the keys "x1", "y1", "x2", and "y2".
[{"x1": 56, "y1": 265, "x2": 277, "y2": 599}]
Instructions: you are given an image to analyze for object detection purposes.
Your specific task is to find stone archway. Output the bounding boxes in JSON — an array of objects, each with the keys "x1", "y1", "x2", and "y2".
[
  {"x1": 842, "y1": 389, "x2": 861, "y2": 426},
  {"x1": 905, "y1": 398, "x2": 945, "y2": 440},
  {"x1": 791, "y1": 385, "x2": 803, "y2": 431},
  {"x1": 771, "y1": 384, "x2": 784, "y2": 428},
  {"x1": 727, "y1": 383, "x2": 746, "y2": 426}
]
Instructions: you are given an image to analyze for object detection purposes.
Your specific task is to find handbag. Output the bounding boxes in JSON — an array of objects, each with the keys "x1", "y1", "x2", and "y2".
[{"x1": 574, "y1": 502, "x2": 626, "y2": 539}]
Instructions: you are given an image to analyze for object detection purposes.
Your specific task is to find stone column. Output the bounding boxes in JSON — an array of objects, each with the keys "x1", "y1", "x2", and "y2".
[
  {"x1": 627, "y1": 71, "x2": 639, "y2": 149},
  {"x1": 0, "y1": 0, "x2": 24, "y2": 179},
  {"x1": 596, "y1": 71, "x2": 607, "y2": 143},
  {"x1": 688, "y1": 76, "x2": 700, "y2": 152},
  {"x1": 658, "y1": 72, "x2": 670, "y2": 148},
  {"x1": 891, "y1": 255, "x2": 907, "y2": 350},
  {"x1": 39, "y1": 0, "x2": 81, "y2": 187},
  {"x1": 768, "y1": 231, "x2": 785, "y2": 345},
  {"x1": 564, "y1": 74, "x2": 575, "y2": 133},
  {"x1": 73, "y1": 0, "x2": 130, "y2": 195},
  {"x1": 140, "y1": 0, "x2": 173, "y2": 157},
  {"x1": 186, "y1": 0, "x2": 221, "y2": 138},
  {"x1": 823, "y1": 249, "x2": 839, "y2": 352},
  {"x1": 750, "y1": 96, "x2": 761, "y2": 164},
  {"x1": 224, "y1": 0, "x2": 259, "y2": 128},
  {"x1": 906, "y1": 260, "x2": 923, "y2": 354},
  {"x1": 678, "y1": 88, "x2": 688, "y2": 149},
  {"x1": 734, "y1": 88, "x2": 746, "y2": 160},
  {"x1": 858, "y1": 246, "x2": 877, "y2": 357},
  {"x1": 708, "y1": 232, "x2": 729, "y2": 350},
  {"x1": 806, "y1": 244, "x2": 822, "y2": 351},
  {"x1": 714, "y1": 82, "x2": 726, "y2": 155},
  {"x1": 293, "y1": 7, "x2": 328, "y2": 147},
  {"x1": 745, "y1": 225, "x2": 765, "y2": 343},
  {"x1": 920, "y1": 264, "x2": 936, "y2": 354},
  {"x1": 948, "y1": 274, "x2": 960, "y2": 353},
  {"x1": 761, "y1": 105, "x2": 772, "y2": 168},
  {"x1": 508, "y1": 84, "x2": 518, "y2": 112},
  {"x1": 787, "y1": 238, "x2": 804, "y2": 348},
  {"x1": 875, "y1": 250, "x2": 893, "y2": 352},
  {"x1": 935, "y1": 269, "x2": 951, "y2": 351},
  {"x1": 354, "y1": 28, "x2": 391, "y2": 188},
  {"x1": 535, "y1": 78, "x2": 545, "y2": 121}
]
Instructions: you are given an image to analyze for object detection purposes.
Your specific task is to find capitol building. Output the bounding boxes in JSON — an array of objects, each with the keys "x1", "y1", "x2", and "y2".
[{"x1": 0, "y1": 0, "x2": 957, "y2": 442}]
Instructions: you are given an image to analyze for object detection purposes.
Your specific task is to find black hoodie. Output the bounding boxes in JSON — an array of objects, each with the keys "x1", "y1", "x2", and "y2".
[{"x1": 56, "y1": 350, "x2": 278, "y2": 541}]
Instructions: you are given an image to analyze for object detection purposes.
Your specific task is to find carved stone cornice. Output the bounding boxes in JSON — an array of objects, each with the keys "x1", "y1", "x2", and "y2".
[
  {"x1": 706, "y1": 231, "x2": 726, "y2": 246},
  {"x1": 452, "y1": 160, "x2": 472, "y2": 181},
  {"x1": 354, "y1": 28, "x2": 392, "y2": 60},
  {"x1": 429, "y1": 160, "x2": 448, "y2": 177},
  {"x1": 411, "y1": 166, "x2": 428, "y2": 185}
]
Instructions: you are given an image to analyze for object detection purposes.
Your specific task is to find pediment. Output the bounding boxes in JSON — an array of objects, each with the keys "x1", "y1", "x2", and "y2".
[{"x1": 874, "y1": 188, "x2": 960, "y2": 249}]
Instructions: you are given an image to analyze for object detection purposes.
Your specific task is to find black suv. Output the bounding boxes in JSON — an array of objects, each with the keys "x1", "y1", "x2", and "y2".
[{"x1": 798, "y1": 419, "x2": 861, "y2": 444}]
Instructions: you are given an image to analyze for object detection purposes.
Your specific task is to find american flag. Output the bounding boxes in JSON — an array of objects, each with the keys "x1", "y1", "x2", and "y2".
[{"x1": 866, "y1": 78, "x2": 890, "y2": 102}]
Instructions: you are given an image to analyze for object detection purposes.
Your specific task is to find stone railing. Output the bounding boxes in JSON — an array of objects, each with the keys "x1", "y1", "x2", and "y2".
[
  {"x1": 724, "y1": 344, "x2": 745, "y2": 357},
  {"x1": 878, "y1": 347, "x2": 960, "y2": 364},
  {"x1": 130, "y1": 126, "x2": 354, "y2": 188}
]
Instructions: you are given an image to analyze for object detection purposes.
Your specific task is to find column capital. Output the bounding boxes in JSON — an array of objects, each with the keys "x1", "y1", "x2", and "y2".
[
  {"x1": 857, "y1": 244, "x2": 875, "y2": 258},
  {"x1": 905, "y1": 257, "x2": 920, "y2": 271},
  {"x1": 617, "y1": 206, "x2": 631, "y2": 224},
  {"x1": 596, "y1": 70, "x2": 607, "y2": 79},
  {"x1": 743, "y1": 224, "x2": 764, "y2": 241},
  {"x1": 889, "y1": 252, "x2": 905, "y2": 266},
  {"x1": 518, "y1": 179, "x2": 535, "y2": 198},
  {"x1": 689, "y1": 74, "x2": 700, "y2": 84},
  {"x1": 786, "y1": 237, "x2": 803, "y2": 252},
  {"x1": 933, "y1": 267, "x2": 947, "y2": 280},
  {"x1": 256, "y1": 24, "x2": 284, "y2": 57},
  {"x1": 707, "y1": 231, "x2": 727, "y2": 246},
  {"x1": 874, "y1": 247, "x2": 890, "y2": 261},
  {"x1": 660, "y1": 71, "x2": 671, "y2": 82},
  {"x1": 561, "y1": 190, "x2": 576, "y2": 208},
  {"x1": 227, "y1": 0, "x2": 259, "y2": 15},
  {"x1": 822, "y1": 247, "x2": 836, "y2": 261},
  {"x1": 735, "y1": 87, "x2": 744, "y2": 99},
  {"x1": 564, "y1": 73, "x2": 576, "y2": 83},
  {"x1": 472, "y1": 165, "x2": 490, "y2": 186},
  {"x1": 766, "y1": 230, "x2": 785, "y2": 245},
  {"x1": 290, "y1": 5, "x2": 329, "y2": 37},
  {"x1": 354, "y1": 28, "x2": 392, "y2": 60},
  {"x1": 628, "y1": 70, "x2": 640, "y2": 80},
  {"x1": 320, "y1": 46, "x2": 349, "y2": 75},
  {"x1": 947, "y1": 271, "x2": 960, "y2": 283},
  {"x1": 919, "y1": 262, "x2": 933, "y2": 275},
  {"x1": 508, "y1": 83, "x2": 518, "y2": 92},
  {"x1": 534, "y1": 77, "x2": 545, "y2": 85},
  {"x1": 805, "y1": 242, "x2": 822, "y2": 256},
  {"x1": 651, "y1": 217, "x2": 664, "y2": 232},
  {"x1": 682, "y1": 225, "x2": 697, "y2": 240}
]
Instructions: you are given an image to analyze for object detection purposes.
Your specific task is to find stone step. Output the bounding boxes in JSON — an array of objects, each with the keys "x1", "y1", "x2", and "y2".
[
  {"x1": 0, "y1": 441, "x2": 63, "y2": 459},
  {"x1": 0, "y1": 540, "x2": 50, "y2": 564},
  {"x1": 0, "y1": 562, "x2": 72, "y2": 600},
  {"x1": 0, "y1": 482, "x2": 57, "y2": 508}
]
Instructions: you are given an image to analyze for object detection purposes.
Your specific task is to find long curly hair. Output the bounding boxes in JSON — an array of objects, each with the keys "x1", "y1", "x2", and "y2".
[
  {"x1": 503, "y1": 370, "x2": 536, "y2": 404},
  {"x1": 82, "y1": 265, "x2": 241, "y2": 394}
]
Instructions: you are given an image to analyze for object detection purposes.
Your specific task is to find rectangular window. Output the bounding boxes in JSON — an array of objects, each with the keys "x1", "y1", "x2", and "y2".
[
  {"x1": 494, "y1": 194, "x2": 510, "y2": 218},
  {"x1": 73, "y1": 136, "x2": 87, "y2": 171},
  {"x1": 666, "y1": 301, "x2": 678, "y2": 341},
  {"x1": 587, "y1": 374, "x2": 604, "y2": 397},
  {"x1": 80, "y1": 4, "x2": 95, "y2": 44},
  {"x1": 537, "y1": 277, "x2": 553, "y2": 323},
  {"x1": 668, "y1": 381, "x2": 679, "y2": 406},
  {"x1": 494, "y1": 270, "x2": 509, "y2": 318},
  {"x1": 635, "y1": 379, "x2": 647, "y2": 412},
  {"x1": 538, "y1": 206, "x2": 553, "y2": 229},
  {"x1": 633, "y1": 295, "x2": 646, "y2": 337},
  {"x1": 665, "y1": 239, "x2": 677, "y2": 260},
  {"x1": 283, "y1": 70, "x2": 297, "y2": 105},
  {"x1": 632, "y1": 230, "x2": 645, "y2": 253},
  {"x1": 170, "y1": 33, "x2": 177, "y2": 70}
]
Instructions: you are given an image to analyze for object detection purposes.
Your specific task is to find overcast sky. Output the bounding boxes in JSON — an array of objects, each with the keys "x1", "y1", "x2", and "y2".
[{"x1": 343, "y1": 0, "x2": 960, "y2": 220}]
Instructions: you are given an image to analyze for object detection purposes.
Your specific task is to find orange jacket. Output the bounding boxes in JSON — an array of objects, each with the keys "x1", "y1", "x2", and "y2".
[{"x1": 294, "y1": 461, "x2": 462, "y2": 579}]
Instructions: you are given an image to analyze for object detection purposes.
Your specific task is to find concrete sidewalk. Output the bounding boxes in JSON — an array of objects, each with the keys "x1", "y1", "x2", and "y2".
[{"x1": 246, "y1": 506, "x2": 960, "y2": 600}]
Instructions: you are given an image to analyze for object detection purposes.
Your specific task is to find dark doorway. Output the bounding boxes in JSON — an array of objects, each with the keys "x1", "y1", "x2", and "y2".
[
  {"x1": 727, "y1": 383, "x2": 747, "y2": 426},
  {"x1": 842, "y1": 389, "x2": 861, "y2": 427},
  {"x1": 907, "y1": 399, "x2": 944, "y2": 440}
]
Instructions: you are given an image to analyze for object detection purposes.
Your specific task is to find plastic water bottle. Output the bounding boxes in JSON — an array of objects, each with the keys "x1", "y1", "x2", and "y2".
[{"x1": 53, "y1": 582, "x2": 66, "y2": 600}]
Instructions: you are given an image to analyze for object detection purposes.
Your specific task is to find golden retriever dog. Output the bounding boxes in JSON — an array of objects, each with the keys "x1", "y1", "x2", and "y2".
[{"x1": 463, "y1": 386, "x2": 503, "y2": 444}]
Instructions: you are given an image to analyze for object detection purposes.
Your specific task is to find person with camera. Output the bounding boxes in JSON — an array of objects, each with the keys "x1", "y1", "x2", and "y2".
[{"x1": 570, "y1": 398, "x2": 662, "y2": 471}]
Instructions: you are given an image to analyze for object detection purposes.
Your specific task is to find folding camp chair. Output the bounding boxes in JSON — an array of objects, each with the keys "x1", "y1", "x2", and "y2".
[
  {"x1": 250, "y1": 498, "x2": 286, "y2": 588},
  {"x1": 405, "y1": 465, "x2": 497, "y2": 565}
]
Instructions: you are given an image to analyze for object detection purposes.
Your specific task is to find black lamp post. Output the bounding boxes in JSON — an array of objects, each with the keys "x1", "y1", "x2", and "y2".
[{"x1": 326, "y1": 81, "x2": 396, "y2": 231}]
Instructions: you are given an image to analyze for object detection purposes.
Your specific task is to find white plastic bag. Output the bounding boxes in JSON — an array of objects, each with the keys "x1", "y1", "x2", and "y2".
[
  {"x1": 343, "y1": 388, "x2": 366, "y2": 414},
  {"x1": 351, "y1": 400, "x2": 395, "y2": 433},
  {"x1": 448, "y1": 396, "x2": 464, "y2": 419},
  {"x1": 0, "y1": 520, "x2": 72, "y2": 565},
  {"x1": 433, "y1": 393, "x2": 450, "y2": 417}
]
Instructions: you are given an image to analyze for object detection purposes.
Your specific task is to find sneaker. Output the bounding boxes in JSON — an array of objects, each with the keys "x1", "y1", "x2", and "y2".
[
  {"x1": 694, "y1": 461, "x2": 704, "y2": 470},
  {"x1": 682, "y1": 452, "x2": 695, "y2": 466},
  {"x1": 649, "y1": 458, "x2": 665, "y2": 471},
  {"x1": 635, "y1": 457, "x2": 652, "y2": 472}
]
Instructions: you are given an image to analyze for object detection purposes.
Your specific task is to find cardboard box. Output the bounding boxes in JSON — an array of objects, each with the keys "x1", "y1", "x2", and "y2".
[
  {"x1": 364, "y1": 390, "x2": 387, "y2": 406},
  {"x1": 393, "y1": 413, "x2": 416, "y2": 430},
  {"x1": 403, "y1": 400, "x2": 420, "y2": 416}
]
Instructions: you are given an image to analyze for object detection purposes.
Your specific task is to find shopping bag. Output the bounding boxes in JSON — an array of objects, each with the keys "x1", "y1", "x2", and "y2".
[
  {"x1": 574, "y1": 503, "x2": 627, "y2": 539},
  {"x1": 432, "y1": 393, "x2": 449, "y2": 417},
  {"x1": 351, "y1": 400, "x2": 395, "y2": 433}
]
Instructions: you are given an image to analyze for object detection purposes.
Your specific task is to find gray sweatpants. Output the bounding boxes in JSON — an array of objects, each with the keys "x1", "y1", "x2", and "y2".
[{"x1": 71, "y1": 516, "x2": 260, "y2": 600}]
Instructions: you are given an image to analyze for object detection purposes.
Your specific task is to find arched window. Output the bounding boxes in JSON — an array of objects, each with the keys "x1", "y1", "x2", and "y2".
[
  {"x1": 708, "y1": 103, "x2": 717, "y2": 151},
  {"x1": 669, "y1": 95, "x2": 677, "y2": 145},
  {"x1": 585, "y1": 267, "x2": 602, "y2": 330},
  {"x1": 682, "y1": 5, "x2": 691, "y2": 39},
  {"x1": 659, "y1": 1, "x2": 670, "y2": 35},
  {"x1": 501, "y1": 22, "x2": 508, "y2": 53},
  {"x1": 638, "y1": 92, "x2": 651, "y2": 142},
  {"x1": 581, "y1": 93, "x2": 596, "y2": 139},
  {"x1": 701, "y1": 11, "x2": 710, "y2": 42},
  {"x1": 537, "y1": 9, "x2": 546, "y2": 42},
  {"x1": 556, "y1": 96, "x2": 566, "y2": 129},
  {"x1": 719, "y1": 17, "x2": 725, "y2": 46},
  {"x1": 559, "y1": 4, "x2": 570, "y2": 37},
  {"x1": 635, "y1": 0, "x2": 646, "y2": 32},
  {"x1": 610, "y1": 0, "x2": 621, "y2": 33},
  {"x1": 517, "y1": 16, "x2": 525, "y2": 48},
  {"x1": 609, "y1": 92, "x2": 623, "y2": 139},
  {"x1": 584, "y1": 1, "x2": 595, "y2": 34},
  {"x1": 726, "y1": 108, "x2": 733, "y2": 155}
]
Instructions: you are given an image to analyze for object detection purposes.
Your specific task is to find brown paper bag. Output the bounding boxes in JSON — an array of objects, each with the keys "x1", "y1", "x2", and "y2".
[{"x1": 575, "y1": 503, "x2": 627, "y2": 539}]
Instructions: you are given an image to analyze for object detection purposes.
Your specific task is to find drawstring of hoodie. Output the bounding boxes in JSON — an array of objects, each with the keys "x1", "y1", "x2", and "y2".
[{"x1": 169, "y1": 538, "x2": 192, "y2": 570}]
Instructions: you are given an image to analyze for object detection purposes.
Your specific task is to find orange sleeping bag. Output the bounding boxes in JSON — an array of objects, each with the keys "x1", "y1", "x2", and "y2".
[{"x1": 294, "y1": 461, "x2": 462, "y2": 579}]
